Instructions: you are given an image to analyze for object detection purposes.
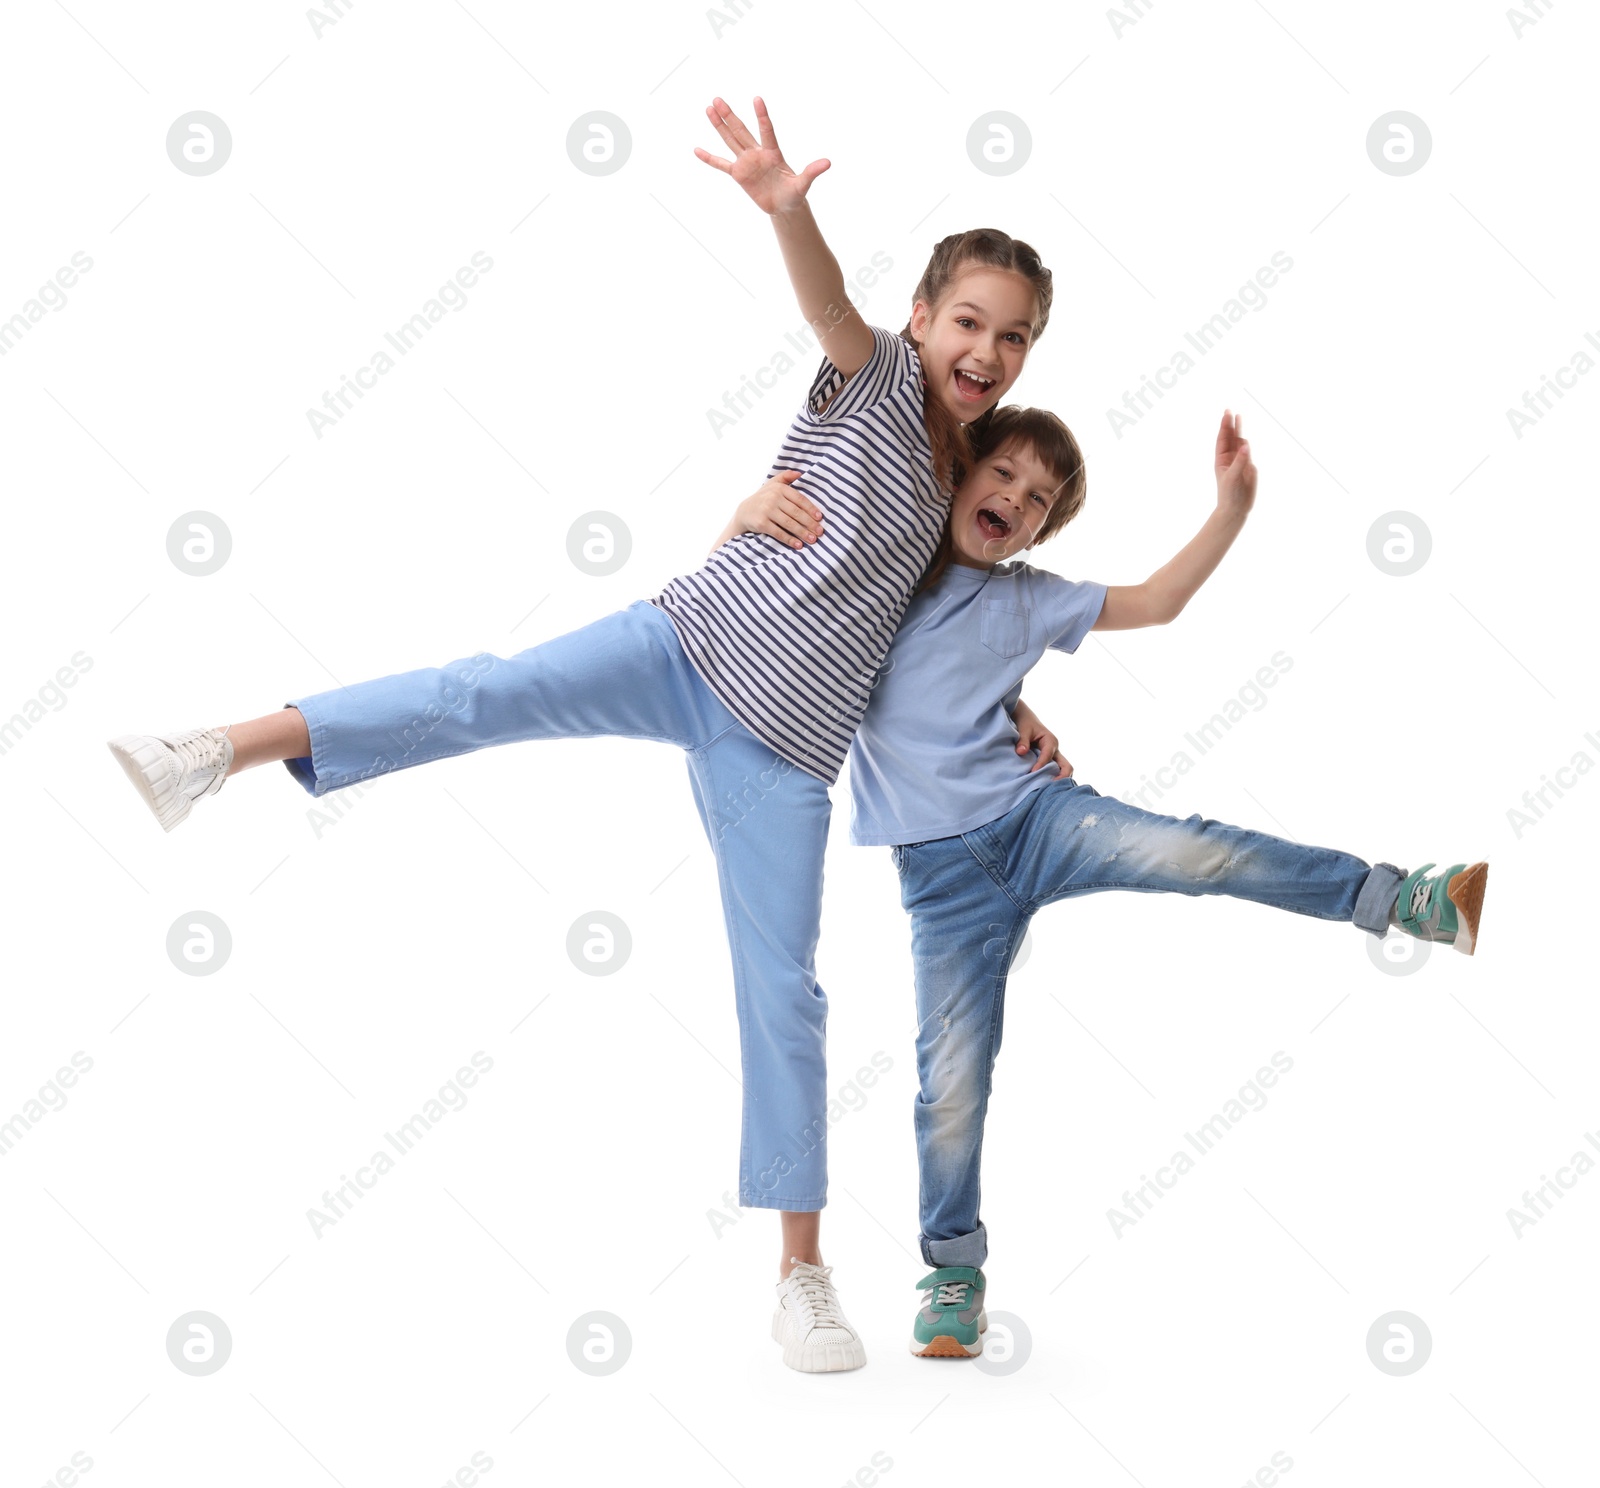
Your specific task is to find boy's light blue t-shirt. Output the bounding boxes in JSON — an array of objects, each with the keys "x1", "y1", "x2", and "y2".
[{"x1": 846, "y1": 560, "x2": 1107, "y2": 847}]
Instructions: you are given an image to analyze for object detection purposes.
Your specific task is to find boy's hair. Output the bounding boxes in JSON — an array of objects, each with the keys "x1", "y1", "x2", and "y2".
[
  {"x1": 918, "y1": 404, "x2": 1088, "y2": 591},
  {"x1": 898, "y1": 228, "x2": 1054, "y2": 499}
]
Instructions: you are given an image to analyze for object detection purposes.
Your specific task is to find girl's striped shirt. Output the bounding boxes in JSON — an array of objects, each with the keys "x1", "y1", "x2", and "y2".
[{"x1": 652, "y1": 325, "x2": 948, "y2": 784}]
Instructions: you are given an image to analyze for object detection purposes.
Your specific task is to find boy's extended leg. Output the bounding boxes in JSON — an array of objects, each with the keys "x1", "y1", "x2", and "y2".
[{"x1": 996, "y1": 780, "x2": 1404, "y2": 933}]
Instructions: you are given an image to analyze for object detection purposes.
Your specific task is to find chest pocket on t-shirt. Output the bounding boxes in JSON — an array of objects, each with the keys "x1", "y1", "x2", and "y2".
[{"x1": 980, "y1": 601, "x2": 1030, "y2": 658}]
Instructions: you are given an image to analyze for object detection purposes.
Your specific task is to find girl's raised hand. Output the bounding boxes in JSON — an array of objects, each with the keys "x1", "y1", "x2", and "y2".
[
  {"x1": 733, "y1": 469, "x2": 824, "y2": 549},
  {"x1": 694, "y1": 96, "x2": 830, "y2": 216},
  {"x1": 1214, "y1": 408, "x2": 1258, "y2": 516}
]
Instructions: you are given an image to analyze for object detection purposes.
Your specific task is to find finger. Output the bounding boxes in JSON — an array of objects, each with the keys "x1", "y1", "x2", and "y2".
[
  {"x1": 781, "y1": 497, "x2": 822, "y2": 538},
  {"x1": 1059, "y1": 757, "x2": 1074, "y2": 777},
  {"x1": 798, "y1": 159, "x2": 832, "y2": 191},
  {"x1": 710, "y1": 96, "x2": 757, "y2": 152},
  {"x1": 693, "y1": 147, "x2": 735, "y2": 174},
  {"x1": 774, "y1": 468, "x2": 803, "y2": 485},
  {"x1": 705, "y1": 101, "x2": 743, "y2": 155},
  {"x1": 763, "y1": 519, "x2": 803, "y2": 550},
  {"x1": 753, "y1": 95, "x2": 779, "y2": 152},
  {"x1": 781, "y1": 490, "x2": 823, "y2": 523}
]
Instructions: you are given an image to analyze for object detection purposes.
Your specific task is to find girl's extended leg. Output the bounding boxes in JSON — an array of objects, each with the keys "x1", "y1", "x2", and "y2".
[
  {"x1": 224, "y1": 707, "x2": 310, "y2": 773},
  {"x1": 278, "y1": 600, "x2": 720, "y2": 796}
]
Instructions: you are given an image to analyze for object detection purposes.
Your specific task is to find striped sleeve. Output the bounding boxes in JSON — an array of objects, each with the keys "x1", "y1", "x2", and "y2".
[{"x1": 803, "y1": 325, "x2": 919, "y2": 425}]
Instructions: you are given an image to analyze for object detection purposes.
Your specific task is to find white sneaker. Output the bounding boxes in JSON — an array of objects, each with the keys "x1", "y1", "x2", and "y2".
[
  {"x1": 107, "y1": 727, "x2": 234, "y2": 832},
  {"x1": 771, "y1": 1259, "x2": 866, "y2": 1373}
]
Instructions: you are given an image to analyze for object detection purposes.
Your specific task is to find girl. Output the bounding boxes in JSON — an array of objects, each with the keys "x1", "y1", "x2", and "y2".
[
  {"x1": 729, "y1": 405, "x2": 1488, "y2": 1359},
  {"x1": 106, "y1": 97, "x2": 1055, "y2": 1374}
]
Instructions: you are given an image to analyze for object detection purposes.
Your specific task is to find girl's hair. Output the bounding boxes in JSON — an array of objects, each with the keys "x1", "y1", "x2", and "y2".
[
  {"x1": 898, "y1": 228, "x2": 1054, "y2": 499},
  {"x1": 917, "y1": 404, "x2": 1088, "y2": 590}
]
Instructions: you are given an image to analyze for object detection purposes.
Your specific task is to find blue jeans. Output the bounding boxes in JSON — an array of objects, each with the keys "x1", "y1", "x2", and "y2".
[
  {"x1": 891, "y1": 780, "x2": 1404, "y2": 1265},
  {"x1": 282, "y1": 600, "x2": 834, "y2": 1211}
]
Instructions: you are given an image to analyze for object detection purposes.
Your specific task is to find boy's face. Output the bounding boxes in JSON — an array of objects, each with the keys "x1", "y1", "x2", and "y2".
[
  {"x1": 910, "y1": 267, "x2": 1037, "y2": 424},
  {"x1": 948, "y1": 441, "x2": 1059, "y2": 569}
]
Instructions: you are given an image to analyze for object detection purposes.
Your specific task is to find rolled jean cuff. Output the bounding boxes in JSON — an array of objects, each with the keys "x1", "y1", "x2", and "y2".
[
  {"x1": 922, "y1": 1221, "x2": 987, "y2": 1268},
  {"x1": 1354, "y1": 862, "x2": 1404, "y2": 936}
]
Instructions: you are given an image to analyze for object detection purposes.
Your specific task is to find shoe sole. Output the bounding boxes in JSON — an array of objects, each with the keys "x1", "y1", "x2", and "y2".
[
  {"x1": 107, "y1": 736, "x2": 188, "y2": 833},
  {"x1": 770, "y1": 1308, "x2": 866, "y2": 1372},
  {"x1": 909, "y1": 1334, "x2": 983, "y2": 1358},
  {"x1": 909, "y1": 1309, "x2": 987, "y2": 1358},
  {"x1": 1447, "y1": 862, "x2": 1488, "y2": 956}
]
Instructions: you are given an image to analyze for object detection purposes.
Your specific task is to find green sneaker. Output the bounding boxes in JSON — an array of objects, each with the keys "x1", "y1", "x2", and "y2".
[
  {"x1": 909, "y1": 1266, "x2": 987, "y2": 1358},
  {"x1": 1394, "y1": 861, "x2": 1488, "y2": 956}
]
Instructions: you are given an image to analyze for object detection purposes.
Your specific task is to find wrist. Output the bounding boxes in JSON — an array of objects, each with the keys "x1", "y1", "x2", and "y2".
[{"x1": 770, "y1": 197, "x2": 815, "y2": 227}]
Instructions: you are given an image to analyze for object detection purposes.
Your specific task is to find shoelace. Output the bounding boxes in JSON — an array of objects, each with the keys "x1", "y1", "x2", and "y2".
[
  {"x1": 169, "y1": 728, "x2": 227, "y2": 776},
  {"x1": 931, "y1": 1281, "x2": 971, "y2": 1310},
  {"x1": 786, "y1": 1262, "x2": 846, "y2": 1329},
  {"x1": 1408, "y1": 866, "x2": 1437, "y2": 920}
]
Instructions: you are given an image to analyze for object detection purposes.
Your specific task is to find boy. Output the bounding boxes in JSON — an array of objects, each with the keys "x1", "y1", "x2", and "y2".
[{"x1": 731, "y1": 406, "x2": 1487, "y2": 1358}]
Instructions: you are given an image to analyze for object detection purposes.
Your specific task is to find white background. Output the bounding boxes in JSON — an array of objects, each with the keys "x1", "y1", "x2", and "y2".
[{"x1": 2, "y1": 1, "x2": 1594, "y2": 1484}]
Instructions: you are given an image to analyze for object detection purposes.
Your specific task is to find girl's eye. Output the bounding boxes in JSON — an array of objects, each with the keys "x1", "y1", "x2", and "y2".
[{"x1": 956, "y1": 317, "x2": 977, "y2": 330}]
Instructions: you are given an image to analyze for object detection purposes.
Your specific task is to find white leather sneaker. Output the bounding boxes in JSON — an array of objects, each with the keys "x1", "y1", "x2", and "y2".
[
  {"x1": 107, "y1": 726, "x2": 234, "y2": 832},
  {"x1": 771, "y1": 1259, "x2": 866, "y2": 1373}
]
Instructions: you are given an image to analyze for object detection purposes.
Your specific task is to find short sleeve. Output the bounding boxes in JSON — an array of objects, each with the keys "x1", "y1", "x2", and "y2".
[
  {"x1": 802, "y1": 325, "x2": 920, "y2": 425},
  {"x1": 1041, "y1": 575, "x2": 1108, "y2": 655}
]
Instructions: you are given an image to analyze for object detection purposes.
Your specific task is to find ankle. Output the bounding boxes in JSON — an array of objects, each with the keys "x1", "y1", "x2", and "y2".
[{"x1": 779, "y1": 1251, "x2": 823, "y2": 1279}]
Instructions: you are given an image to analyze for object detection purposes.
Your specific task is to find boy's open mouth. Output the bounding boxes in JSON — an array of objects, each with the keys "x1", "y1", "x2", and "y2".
[
  {"x1": 953, "y1": 368, "x2": 996, "y2": 402},
  {"x1": 976, "y1": 507, "x2": 1011, "y2": 541}
]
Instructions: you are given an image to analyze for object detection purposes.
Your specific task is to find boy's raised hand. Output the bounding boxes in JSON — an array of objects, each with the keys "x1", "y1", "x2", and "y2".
[
  {"x1": 1215, "y1": 408, "x2": 1258, "y2": 516},
  {"x1": 695, "y1": 96, "x2": 830, "y2": 216}
]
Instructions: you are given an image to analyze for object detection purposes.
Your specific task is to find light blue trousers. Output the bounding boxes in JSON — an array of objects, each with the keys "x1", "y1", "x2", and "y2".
[
  {"x1": 893, "y1": 779, "x2": 1405, "y2": 1265},
  {"x1": 282, "y1": 600, "x2": 833, "y2": 1211}
]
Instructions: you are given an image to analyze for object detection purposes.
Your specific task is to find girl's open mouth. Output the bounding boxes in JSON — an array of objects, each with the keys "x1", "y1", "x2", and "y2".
[
  {"x1": 953, "y1": 368, "x2": 996, "y2": 402},
  {"x1": 976, "y1": 508, "x2": 1011, "y2": 541}
]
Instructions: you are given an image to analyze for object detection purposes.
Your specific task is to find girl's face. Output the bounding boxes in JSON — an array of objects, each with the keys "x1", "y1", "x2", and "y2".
[
  {"x1": 909, "y1": 266, "x2": 1039, "y2": 423},
  {"x1": 947, "y1": 441, "x2": 1060, "y2": 569}
]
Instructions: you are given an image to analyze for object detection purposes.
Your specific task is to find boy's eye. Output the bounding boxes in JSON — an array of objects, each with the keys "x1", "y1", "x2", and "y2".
[
  {"x1": 1030, "y1": 492, "x2": 1047, "y2": 505},
  {"x1": 995, "y1": 465, "x2": 1011, "y2": 479},
  {"x1": 1005, "y1": 332, "x2": 1026, "y2": 345}
]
